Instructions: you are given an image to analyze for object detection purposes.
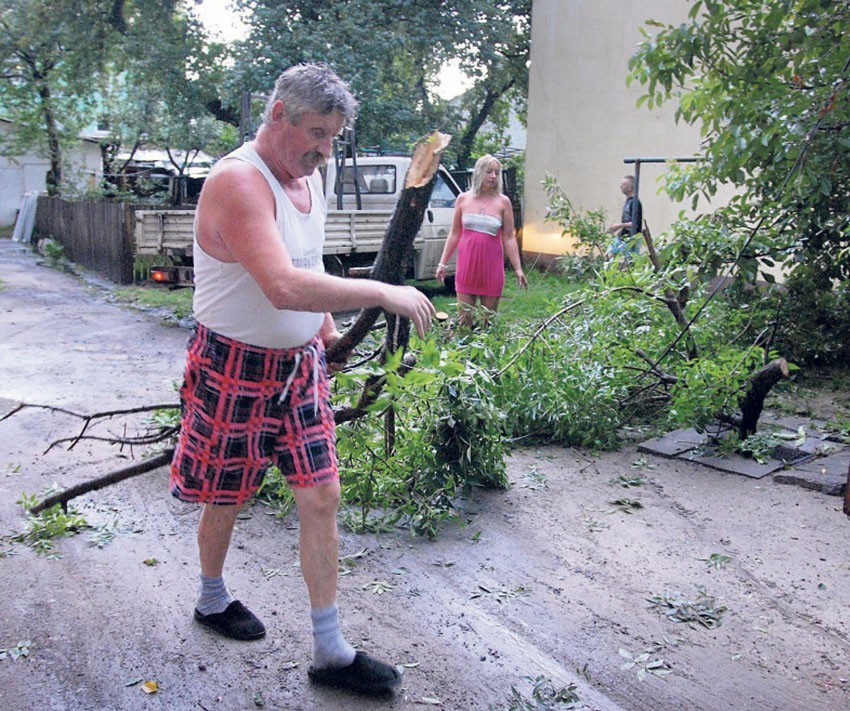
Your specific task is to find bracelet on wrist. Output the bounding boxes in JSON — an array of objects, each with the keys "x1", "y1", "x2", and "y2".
[{"x1": 437, "y1": 262, "x2": 447, "y2": 269}]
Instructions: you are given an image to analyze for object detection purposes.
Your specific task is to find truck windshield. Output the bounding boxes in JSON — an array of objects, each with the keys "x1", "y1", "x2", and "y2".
[{"x1": 430, "y1": 172, "x2": 458, "y2": 208}]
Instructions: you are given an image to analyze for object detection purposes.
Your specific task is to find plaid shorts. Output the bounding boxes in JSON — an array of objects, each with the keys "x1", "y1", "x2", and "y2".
[{"x1": 169, "y1": 324, "x2": 338, "y2": 505}]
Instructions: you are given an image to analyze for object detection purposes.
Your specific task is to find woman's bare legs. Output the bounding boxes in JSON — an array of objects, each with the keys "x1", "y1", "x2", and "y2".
[
  {"x1": 479, "y1": 295, "x2": 500, "y2": 328},
  {"x1": 456, "y1": 292, "x2": 477, "y2": 330}
]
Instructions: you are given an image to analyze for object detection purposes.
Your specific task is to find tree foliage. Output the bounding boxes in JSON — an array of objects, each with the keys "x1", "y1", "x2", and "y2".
[
  {"x1": 627, "y1": 0, "x2": 850, "y2": 285},
  {"x1": 0, "y1": 0, "x2": 114, "y2": 193},
  {"x1": 228, "y1": 0, "x2": 530, "y2": 168},
  {"x1": 0, "y1": 0, "x2": 229, "y2": 196}
]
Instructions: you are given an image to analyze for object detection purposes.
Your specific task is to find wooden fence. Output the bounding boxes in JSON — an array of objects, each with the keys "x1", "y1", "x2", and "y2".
[{"x1": 34, "y1": 196, "x2": 170, "y2": 285}]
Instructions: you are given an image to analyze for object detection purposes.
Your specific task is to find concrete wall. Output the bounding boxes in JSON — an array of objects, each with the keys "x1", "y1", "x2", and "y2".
[
  {"x1": 523, "y1": 0, "x2": 707, "y2": 262},
  {"x1": 0, "y1": 120, "x2": 103, "y2": 228}
]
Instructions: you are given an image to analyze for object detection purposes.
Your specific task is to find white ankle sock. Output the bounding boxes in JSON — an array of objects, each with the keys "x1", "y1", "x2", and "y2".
[
  {"x1": 196, "y1": 574, "x2": 234, "y2": 615},
  {"x1": 311, "y1": 605, "x2": 356, "y2": 669}
]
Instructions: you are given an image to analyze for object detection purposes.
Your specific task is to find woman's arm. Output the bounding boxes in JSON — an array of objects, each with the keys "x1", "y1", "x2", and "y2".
[{"x1": 435, "y1": 193, "x2": 467, "y2": 281}]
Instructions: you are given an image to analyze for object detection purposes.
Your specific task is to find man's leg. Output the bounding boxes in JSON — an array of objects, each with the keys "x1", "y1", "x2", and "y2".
[
  {"x1": 292, "y1": 481, "x2": 355, "y2": 667},
  {"x1": 193, "y1": 502, "x2": 266, "y2": 640},
  {"x1": 198, "y1": 502, "x2": 241, "y2": 578},
  {"x1": 296, "y1": 481, "x2": 402, "y2": 694}
]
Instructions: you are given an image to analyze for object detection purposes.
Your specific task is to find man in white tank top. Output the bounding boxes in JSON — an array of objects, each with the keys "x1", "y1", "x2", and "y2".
[{"x1": 169, "y1": 63, "x2": 434, "y2": 697}]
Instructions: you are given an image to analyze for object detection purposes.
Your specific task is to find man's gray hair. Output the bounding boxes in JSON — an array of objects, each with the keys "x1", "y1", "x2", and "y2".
[
  {"x1": 470, "y1": 154, "x2": 503, "y2": 197},
  {"x1": 263, "y1": 63, "x2": 358, "y2": 127}
]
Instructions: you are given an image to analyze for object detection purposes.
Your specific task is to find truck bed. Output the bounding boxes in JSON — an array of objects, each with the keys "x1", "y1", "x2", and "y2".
[{"x1": 134, "y1": 209, "x2": 421, "y2": 258}]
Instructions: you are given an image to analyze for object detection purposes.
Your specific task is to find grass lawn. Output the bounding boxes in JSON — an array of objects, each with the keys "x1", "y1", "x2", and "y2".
[
  {"x1": 428, "y1": 267, "x2": 578, "y2": 324},
  {"x1": 115, "y1": 265, "x2": 578, "y2": 329},
  {"x1": 112, "y1": 284, "x2": 194, "y2": 322}
]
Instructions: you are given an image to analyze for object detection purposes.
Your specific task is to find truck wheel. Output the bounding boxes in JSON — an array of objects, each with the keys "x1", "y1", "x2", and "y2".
[{"x1": 323, "y1": 255, "x2": 346, "y2": 278}]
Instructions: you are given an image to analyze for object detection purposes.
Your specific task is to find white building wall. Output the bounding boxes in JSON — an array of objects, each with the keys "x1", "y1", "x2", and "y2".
[
  {"x1": 0, "y1": 120, "x2": 104, "y2": 228},
  {"x1": 523, "y1": 0, "x2": 708, "y2": 260}
]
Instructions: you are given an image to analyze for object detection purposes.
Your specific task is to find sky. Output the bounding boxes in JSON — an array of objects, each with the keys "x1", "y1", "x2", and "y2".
[{"x1": 193, "y1": 0, "x2": 471, "y2": 100}]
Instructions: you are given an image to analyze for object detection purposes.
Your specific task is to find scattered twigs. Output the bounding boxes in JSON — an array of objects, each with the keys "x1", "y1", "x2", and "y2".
[
  {"x1": 45, "y1": 427, "x2": 179, "y2": 454},
  {"x1": 6, "y1": 402, "x2": 180, "y2": 454}
]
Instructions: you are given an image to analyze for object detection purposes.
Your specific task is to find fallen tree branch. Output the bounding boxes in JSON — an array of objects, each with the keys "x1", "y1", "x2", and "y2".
[
  {"x1": 30, "y1": 449, "x2": 175, "y2": 514},
  {"x1": 1, "y1": 402, "x2": 177, "y2": 424},
  {"x1": 23, "y1": 132, "x2": 453, "y2": 515}
]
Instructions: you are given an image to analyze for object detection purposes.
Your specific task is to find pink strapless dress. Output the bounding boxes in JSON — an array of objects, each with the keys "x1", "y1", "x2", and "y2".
[{"x1": 455, "y1": 213, "x2": 504, "y2": 298}]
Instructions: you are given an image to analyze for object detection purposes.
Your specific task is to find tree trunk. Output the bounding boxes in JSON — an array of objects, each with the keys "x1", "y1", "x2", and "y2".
[
  {"x1": 326, "y1": 130, "x2": 451, "y2": 364},
  {"x1": 737, "y1": 358, "x2": 791, "y2": 439}
]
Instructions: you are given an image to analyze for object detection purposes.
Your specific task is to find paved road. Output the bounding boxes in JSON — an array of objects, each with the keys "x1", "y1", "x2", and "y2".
[{"x1": 0, "y1": 239, "x2": 188, "y2": 410}]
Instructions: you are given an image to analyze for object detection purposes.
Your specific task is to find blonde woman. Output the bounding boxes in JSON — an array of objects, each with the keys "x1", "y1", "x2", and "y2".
[{"x1": 435, "y1": 155, "x2": 527, "y2": 328}]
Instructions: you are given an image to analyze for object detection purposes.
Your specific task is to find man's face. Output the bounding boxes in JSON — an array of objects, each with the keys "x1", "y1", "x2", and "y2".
[
  {"x1": 619, "y1": 178, "x2": 633, "y2": 197},
  {"x1": 274, "y1": 105, "x2": 345, "y2": 179}
]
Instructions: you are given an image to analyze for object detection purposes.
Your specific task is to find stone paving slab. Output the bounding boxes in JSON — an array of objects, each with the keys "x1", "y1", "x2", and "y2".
[
  {"x1": 639, "y1": 420, "x2": 847, "y2": 490},
  {"x1": 775, "y1": 451, "x2": 850, "y2": 496},
  {"x1": 682, "y1": 451, "x2": 786, "y2": 479},
  {"x1": 637, "y1": 428, "x2": 706, "y2": 458},
  {"x1": 792, "y1": 436, "x2": 845, "y2": 456},
  {"x1": 774, "y1": 468, "x2": 846, "y2": 496}
]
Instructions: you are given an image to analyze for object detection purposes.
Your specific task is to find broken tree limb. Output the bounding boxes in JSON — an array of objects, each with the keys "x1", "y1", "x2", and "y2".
[
  {"x1": 326, "y1": 130, "x2": 451, "y2": 365},
  {"x1": 30, "y1": 449, "x2": 175, "y2": 514}
]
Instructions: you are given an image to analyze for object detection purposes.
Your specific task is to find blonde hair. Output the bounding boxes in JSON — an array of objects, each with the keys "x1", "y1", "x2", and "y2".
[{"x1": 470, "y1": 154, "x2": 503, "y2": 197}]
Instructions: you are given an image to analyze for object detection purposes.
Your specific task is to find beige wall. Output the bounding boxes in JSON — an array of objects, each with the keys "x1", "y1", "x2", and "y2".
[
  {"x1": 0, "y1": 121, "x2": 104, "y2": 228},
  {"x1": 523, "y1": 0, "x2": 705, "y2": 261}
]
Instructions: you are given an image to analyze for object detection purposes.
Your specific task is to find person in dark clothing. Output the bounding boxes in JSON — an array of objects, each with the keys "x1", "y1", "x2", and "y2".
[{"x1": 606, "y1": 174, "x2": 643, "y2": 260}]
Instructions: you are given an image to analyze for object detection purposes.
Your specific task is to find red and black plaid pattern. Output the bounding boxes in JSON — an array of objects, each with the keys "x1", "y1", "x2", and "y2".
[{"x1": 169, "y1": 324, "x2": 338, "y2": 505}]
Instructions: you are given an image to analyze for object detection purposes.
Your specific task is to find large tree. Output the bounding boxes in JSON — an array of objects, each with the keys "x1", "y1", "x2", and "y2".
[
  {"x1": 0, "y1": 0, "x2": 115, "y2": 194},
  {"x1": 628, "y1": 0, "x2": 850, "y2": 284},
  {"x1": 227, "y1": 0, "x2": 530, "y2": 169},
  {"x1": 0, "y1": 0, "x2": 228, "y2": 196}
]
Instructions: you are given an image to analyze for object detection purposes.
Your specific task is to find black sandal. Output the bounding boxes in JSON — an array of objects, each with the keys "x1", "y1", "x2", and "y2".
[
  {"x1": 194, "y1": 600, "x2": 266, "y2": 641},
  {"x1": 308, "y1": 651, "x2": 402, "y2": 695}
]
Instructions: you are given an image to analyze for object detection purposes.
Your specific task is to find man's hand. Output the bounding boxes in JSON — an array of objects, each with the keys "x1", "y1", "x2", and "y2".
[
  {"x1": 320, "y1": 314, "x2": 350, "y2": 372},
  {"x1": 381, "y1": 285, "x2": 436, "y2": 338}
]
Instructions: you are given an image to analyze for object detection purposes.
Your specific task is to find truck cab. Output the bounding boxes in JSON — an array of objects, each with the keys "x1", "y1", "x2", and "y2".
[{"x1": 323, "y1": 155, "x2": 461, "y2": 281}]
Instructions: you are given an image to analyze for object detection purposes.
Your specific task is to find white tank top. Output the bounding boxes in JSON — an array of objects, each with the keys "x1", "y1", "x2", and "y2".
[{"x1": 192, "y1": 143, "x2": 326, "y2": 348}]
